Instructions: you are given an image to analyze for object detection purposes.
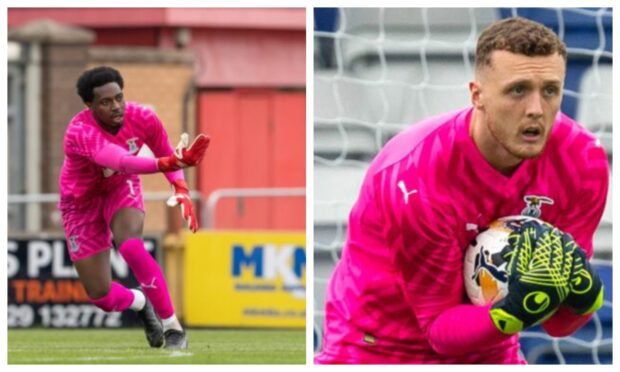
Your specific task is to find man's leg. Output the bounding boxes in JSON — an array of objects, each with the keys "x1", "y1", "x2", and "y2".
[
  {"x1": 74, "y1": 250, "x2": 144, "y2": 314},
  {"x1": 61, "y1": 196, "x2": 158, "y2": 347},
  {"x1": 111, "y1": 207, "x2": 187, "y2": 349}
]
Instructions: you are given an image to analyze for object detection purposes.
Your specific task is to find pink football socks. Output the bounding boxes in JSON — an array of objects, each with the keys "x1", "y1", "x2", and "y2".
[
  {"x1": 89, "y1": 281, "x2": 134, "y2": 312},
  {"x1": 118, "y1": 238, "x2": 174, "y2": 319}
]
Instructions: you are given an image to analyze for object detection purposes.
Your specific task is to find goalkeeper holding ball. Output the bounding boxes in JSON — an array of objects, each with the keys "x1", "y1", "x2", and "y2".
[
  {"x1": 316, "y1": 17, "x2": 608, "y2": 364},
  {"x1": 59, "y1": 66, "x2": 209, "y2": 349}
]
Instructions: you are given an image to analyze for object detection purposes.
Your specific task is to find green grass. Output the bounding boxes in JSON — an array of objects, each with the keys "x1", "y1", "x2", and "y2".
[{"x1": 8, "y1": 328, "x2": 305, "y2": 364}]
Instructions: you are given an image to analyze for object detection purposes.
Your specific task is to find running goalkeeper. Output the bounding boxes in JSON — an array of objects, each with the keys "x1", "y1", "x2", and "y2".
[
  {"x1": 58, "y1": 66, "x2": 209, "y2": 349},
  {"x1": 316, "y1": 17, "x2": 608, "y2": 364}
]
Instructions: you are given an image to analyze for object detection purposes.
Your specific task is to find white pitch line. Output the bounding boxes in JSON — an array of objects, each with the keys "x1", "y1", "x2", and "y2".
[
  {"x1": 12, "y1": 351, "x2": 194, "y2": 363},
  {"x1": 168, "y1": 351, "x2": 194, "y2": 358}
]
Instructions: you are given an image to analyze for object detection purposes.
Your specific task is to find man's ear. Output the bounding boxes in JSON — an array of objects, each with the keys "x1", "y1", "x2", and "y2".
[{"x1": 469, "y1": 80, "x2": 484, "y2": 110}]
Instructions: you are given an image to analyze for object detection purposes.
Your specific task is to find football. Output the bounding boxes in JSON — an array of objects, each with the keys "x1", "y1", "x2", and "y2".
[{"x1": 463, "y1": 215, "x2": 543, "y2": 305}]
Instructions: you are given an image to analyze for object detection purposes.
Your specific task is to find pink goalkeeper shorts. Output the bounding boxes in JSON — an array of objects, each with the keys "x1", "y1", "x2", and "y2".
[{"x1": 60, "y1": 175, "x2": 145, "y2": 262}]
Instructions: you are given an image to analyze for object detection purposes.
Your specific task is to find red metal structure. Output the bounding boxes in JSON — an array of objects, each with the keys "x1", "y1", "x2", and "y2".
[
  {"x1": 8, "y1": 8, "x2": 305, "y2": 87},
  {"x1": 9, "y1": 8, "x2": 306, "y2": 230}
]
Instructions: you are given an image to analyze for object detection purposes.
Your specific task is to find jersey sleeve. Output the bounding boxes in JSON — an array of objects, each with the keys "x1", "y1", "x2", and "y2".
[
  {"x1": 374, "y1": 165, "x2": 512, "y2": 356},
  {"x1": 93, "y1": 143, "x2": 159, "y2": 174},
  {"x1": 393, "y1": 195, "x2": 465, "y2": 331},
  {"x1": 553, "y1": 141, "x2": 609, "y2": 257},
  {"x1": 541, "y1": 140, "x2": 608, "y2": 336},
  {"x1": 138, "y1": 106, "x2": 185, "y2": 183},
  {"x1": 374, "y1": 167, "x2": 463, "y2": 332},
  {"x1": 64, "y1": 122, "x2": 111, "y2": 162},
  {"x1": 140, "y1": 107, "x2": 176, "y2": 158}
]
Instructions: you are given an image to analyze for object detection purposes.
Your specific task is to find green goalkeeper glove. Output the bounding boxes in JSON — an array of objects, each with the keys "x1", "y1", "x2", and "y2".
[
  {"x1": 489, "y1": 221, "x2": 572, "y2": 334},
  {"x1": 564, "y1": 243, "x2": 604, "y2": 315}
]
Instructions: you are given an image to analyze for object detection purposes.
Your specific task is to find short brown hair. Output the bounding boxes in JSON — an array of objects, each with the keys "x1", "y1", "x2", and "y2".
[{"x1": 475, "y1": 17, "x2": 567, "y2": 70}]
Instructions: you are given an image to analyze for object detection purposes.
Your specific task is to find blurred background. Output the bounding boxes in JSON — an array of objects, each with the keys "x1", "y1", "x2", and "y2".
[
  {"x1": 314, "y1": 7, "x2": 612, "y2": 364},
  {"x1": 7, "y1": 7, "x2": 305, "y2": 356}
]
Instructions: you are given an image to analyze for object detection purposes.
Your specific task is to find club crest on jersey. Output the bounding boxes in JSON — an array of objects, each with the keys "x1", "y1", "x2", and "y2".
[
  {"x1": 126, "y1": 137, "x2": 139, "y2": 154},
  {"x1": 521, "y1": 195, "x2": 554, "y2": 218},
  {"x1": 69, "y1": 235, "x2": 80, "y2": 252}
]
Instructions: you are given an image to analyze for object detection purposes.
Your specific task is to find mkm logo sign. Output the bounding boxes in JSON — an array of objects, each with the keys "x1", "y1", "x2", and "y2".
[{"x1": 232, "y1": 244, "x2": 305, "y2": 299}]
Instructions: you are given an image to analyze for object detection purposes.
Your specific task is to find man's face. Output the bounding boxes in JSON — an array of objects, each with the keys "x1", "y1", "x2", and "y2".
[
  {"x1": 87, "y1": 82, "x2": 125, "y2": 128},
  {"x1": 472, "y1": 50, "x2": 565, "y2": 159}
]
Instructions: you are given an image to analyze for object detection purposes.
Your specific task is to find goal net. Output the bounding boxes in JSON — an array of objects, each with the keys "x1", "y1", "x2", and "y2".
[{"x1": 314, "y1": 7, "x2": 612, "y2": 364}]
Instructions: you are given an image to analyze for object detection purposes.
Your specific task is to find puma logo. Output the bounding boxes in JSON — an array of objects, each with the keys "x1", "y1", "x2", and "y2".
[
  {"x1": 466, "y1": 223, "x2": 479, "y2": 232},
  {"x1": 397, "y1": 180, "x2": 417, "y2": 204},
  {"x1": 141, "y1": 277, "x2": 158, "y2": 290}
]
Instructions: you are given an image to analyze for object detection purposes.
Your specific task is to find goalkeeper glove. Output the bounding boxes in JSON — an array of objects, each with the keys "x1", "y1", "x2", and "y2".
[
  {"x1": 166, "y1": 179, "x2": 199, "y2": 233},
  {"x1": 157, "y1": 133, "x2": 210, "y2": 172},
  {"x1": 489, "y1": 221, "x2": 572, "y2": 334},
  {"x1": 564, "y1": 243, "x2": 604, "y2": 315}
]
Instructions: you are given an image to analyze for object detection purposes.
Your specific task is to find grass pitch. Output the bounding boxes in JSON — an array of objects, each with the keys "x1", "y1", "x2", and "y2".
[{"x1": 8, "y1": 328, "x2": 305, "y2": 364}]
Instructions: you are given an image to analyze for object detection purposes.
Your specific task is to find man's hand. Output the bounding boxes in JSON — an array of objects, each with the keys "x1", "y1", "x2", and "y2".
[
  {"x1": 564, "y1": 244, "x2": 604, "y2": 315},
  {"x1": 166, "y1": 179, "x2": 199, "y2": 233},
  {"x1": 489, "y1": 221, "x2": 572, "y2": 334},
  {"x1": 157, "y1": 133, "x2": 210, "y2": 172}
]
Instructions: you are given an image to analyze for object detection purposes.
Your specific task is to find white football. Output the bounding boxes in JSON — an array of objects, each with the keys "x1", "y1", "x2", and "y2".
[{"x1": 463, "y1": 215, "x2": 543, "y2": 305}]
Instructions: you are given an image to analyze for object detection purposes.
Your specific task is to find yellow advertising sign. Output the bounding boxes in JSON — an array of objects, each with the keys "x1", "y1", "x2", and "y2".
[{"x1": 184, "y1": 231, "x2": 305, "y2": 328}]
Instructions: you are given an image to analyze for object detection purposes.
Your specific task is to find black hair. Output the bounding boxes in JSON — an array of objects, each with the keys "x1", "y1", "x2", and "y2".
[{"x1": 76, "y1": 66, "x2": 124, "y2": 103}]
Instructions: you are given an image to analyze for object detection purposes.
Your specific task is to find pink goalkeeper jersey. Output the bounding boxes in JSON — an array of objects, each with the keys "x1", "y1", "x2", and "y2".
[
  {"x1": 59, "y1": 102, "x2": 176, "y2": 204},
  {"x1": 318, "y1": 107, "x2": 609, "y2": 364}
]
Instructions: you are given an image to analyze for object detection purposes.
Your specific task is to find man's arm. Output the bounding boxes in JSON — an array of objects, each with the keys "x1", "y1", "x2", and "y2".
[
  {"x1": 391, "y1": 192, "x2": 512, "y2": 356},
  {"x1": 428, "y1": 304, "x2": 510, "y2": 356},
  {"x1": 541, "y1": 141, "x2": 609, "y2": 336},
  {"x1": 156, "y1": 133, "x2": 210, "y2": 171},
  {"x1": 542, "y1": 306, "x2": 592, "y2": 337},
  {"x1": 138, "y1": 107, "x2": 205, "y2": 175},
  {"x1": 142, "y1": 110, "x2": 184, "y2": 182},
  {"x1": 410, "y1": 220, "x2": 574, "y2": 356},
  {"x1": 133, "y1": 107, "x2": 206, "y2": 231},
  {"x1": 542, "y1": 241, "x2": 605, "y2": 336},
  {"x1": 94, "y1": 143, "x2": 159, "y2": 173},
  {"x1": 166, "y1": 178, "x2": 199, "y2": 233},
  {"x1": 93, "y1": 136, "x2": 209, "y2": 174}
]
